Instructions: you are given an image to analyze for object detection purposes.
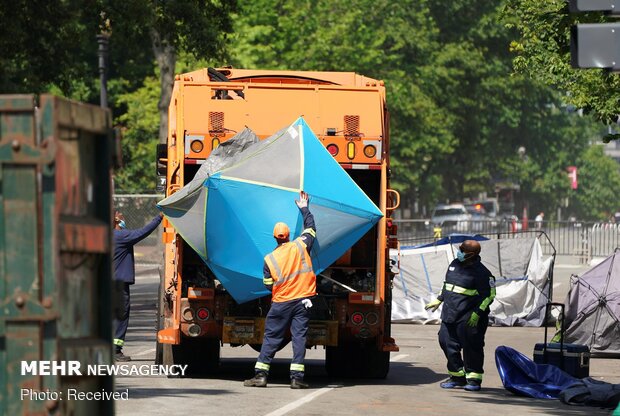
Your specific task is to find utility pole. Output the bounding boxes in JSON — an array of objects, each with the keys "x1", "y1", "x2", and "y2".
[{"x1": 97, "y1": 32, "x2": 110, "y2": 109}]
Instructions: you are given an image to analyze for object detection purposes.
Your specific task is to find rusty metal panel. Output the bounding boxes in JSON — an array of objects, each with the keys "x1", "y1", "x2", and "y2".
[{"x1": 0, "y1": 94, "x2": 114, "y2": 416}]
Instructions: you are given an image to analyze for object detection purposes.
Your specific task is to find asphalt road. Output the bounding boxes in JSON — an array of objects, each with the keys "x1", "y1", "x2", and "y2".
[{"x1": 114, "y1": 260, "x2": 619, "y2": 416}]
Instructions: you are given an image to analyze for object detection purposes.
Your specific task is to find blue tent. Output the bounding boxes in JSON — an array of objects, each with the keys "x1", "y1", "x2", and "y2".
[
  {"x1": 158, "y1": 118, "x2": 383, "y2": 303},
  {"x1": 406, "y1": 234, "x2": 489, "y2": 249}
]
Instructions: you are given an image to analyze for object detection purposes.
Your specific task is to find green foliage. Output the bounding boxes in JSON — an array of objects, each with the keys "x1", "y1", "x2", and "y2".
[
  {"x1": 231, "y1": 0, "x2": 603, "y2": 218},
  {"x1": 0, "y1": 0, "x2": 97, "y2": 94},
  {"x1": 113, "y1": 76, "x2": 160, "y2": 193},
  {"x1": 112, "y1": 51, "x2": 219, "y2": 193},
  {"x1": 505, "y1": 0, "x2": 620, "y2": 124},
  {"x1": 570, "y1": 146, "x2": 620, "y2": 220},
  {"x1": 2, "y1": 0, "x2": 616, "y2": 221}
]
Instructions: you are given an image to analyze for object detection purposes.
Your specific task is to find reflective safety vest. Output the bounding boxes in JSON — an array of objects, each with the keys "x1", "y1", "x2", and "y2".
[{"x1": 264, "y1": 238, "x2": 316, "y2": 303}]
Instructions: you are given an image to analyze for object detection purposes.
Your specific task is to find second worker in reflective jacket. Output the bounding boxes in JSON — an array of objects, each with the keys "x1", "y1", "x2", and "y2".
[
  {"x1": 244, "y1": 191, "x2": 316, "y2": 389},
  {"x1": 425, "y1": 239, "x2": 496, "y2": 391}
]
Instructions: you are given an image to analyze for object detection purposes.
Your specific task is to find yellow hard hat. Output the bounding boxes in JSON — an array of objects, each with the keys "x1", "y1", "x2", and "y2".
[{"x1": 273, "y1": 222, "x2": 290, "y2": 239}]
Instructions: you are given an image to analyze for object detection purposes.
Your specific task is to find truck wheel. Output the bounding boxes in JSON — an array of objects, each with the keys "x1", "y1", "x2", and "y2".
[
  {"x1": 249, "y1": 339, "x2": 289, "y2": 353},
  {"x1": 325, "y1": 343, "x2": 389, "y2": 379},
  {"x1": 155, "y1": 267, "x2": 164, "y2": 365},
  {"x1": 162, "y1": 338, "x2": 220, "y2": 377}
]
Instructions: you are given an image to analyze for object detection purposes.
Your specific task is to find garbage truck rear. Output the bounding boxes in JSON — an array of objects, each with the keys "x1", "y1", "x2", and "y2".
[{"x1": 155, "y1": 67, "x2": 400, "y2": 377}]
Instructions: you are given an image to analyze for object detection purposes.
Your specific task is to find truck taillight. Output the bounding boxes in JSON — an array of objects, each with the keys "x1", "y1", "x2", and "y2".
[
  {"x1": 363, "y1": 145, "x2": 376, "y2": 158},
  {"x1": 386, "y1": 218, "x2": 397, "y2": 236},
  {"x1": 196, "y1": 307, "x2": 210, "y2": 321},
  {"x1": 347, "y1": 142, "x2": 355, "y2": 159},
  {"x1": 182, "y1": 307, "x2": 195, "y2": 321},
  {"x1": 190, "y1": 139, "x2": 204, "y2": 153},
  {"x1": 327, "y1": 144, "x2": 339, "y2": 156},
  {"x1": 351, "y1": 312, "x2": 364, "y2": 325},
  {"x1": 212, "y1": 137, "x2": 220, "y2": 150},
  {"x1": 365, "y1": 312, "x2": 379, "y2": 326},
  {"x1": 188, "y1": 324, "x2": 201, "y2": 337}
]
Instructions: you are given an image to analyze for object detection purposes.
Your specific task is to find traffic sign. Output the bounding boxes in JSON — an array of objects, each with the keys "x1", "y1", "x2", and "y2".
[
  {"x1": 569, "y1": 0, "x2": 620, "y2": 15},
  {"x1": 571, "y1": 23, "x2": 620, "y2": 70}
]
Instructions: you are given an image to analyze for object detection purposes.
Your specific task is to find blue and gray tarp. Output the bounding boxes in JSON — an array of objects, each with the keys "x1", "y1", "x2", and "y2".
[
  {"x1": 157, "y1": 118, "x2": 383, "y2": 303},
  {"x1": 496, "y1": 346, "x2": 620, "y2": 408}
]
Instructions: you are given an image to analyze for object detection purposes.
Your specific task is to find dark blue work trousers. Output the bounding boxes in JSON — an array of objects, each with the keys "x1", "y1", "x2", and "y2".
[
  {"x1": 257, "y1": 298, "x2": 310, "y2": 380},
  {"x1": 438, "y1": 315, "x2": 488, "y2": 378},
  {"x1": 113, "y1": 282, "x2": 131, "y2": 351}
]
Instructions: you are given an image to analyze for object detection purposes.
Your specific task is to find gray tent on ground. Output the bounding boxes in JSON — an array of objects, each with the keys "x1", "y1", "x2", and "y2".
[
  {"x1": 390, "y1": 235, "x2": 554, "y2": 326},
  {"x1": 563, "y1": 248, "x2": 620, "y2": 356}
]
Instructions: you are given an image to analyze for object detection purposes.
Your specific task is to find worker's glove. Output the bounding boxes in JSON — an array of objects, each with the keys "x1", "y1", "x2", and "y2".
[
  {"x1": 295, "y1": 191, "x2": 309, "y2": 209},
  {"x1": 424, "y1": 299, "x2": 442, "y2": 312},
  {"x1": 302, "y1": 299, "x2": 313, "y2": 309},
  {"x1": 467, "y1": 311, "x2": 480, "y2": 327}
]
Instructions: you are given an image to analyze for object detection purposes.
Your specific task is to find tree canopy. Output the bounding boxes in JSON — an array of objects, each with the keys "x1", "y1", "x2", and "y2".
[
  {"x1": 505, "y1": 0, "x2": 620, "y2": 126},
  {"x1": 1, "y1": 0, "x2": 618, "y2": 220}
]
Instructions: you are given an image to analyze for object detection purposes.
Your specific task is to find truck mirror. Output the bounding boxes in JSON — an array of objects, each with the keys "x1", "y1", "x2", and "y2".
[
  {"x1": 156, "y1": 143, "x2": 167, "y2": 176},
  {"x1": 111, "y1": 127, "x2": 123, "y2": 170}
]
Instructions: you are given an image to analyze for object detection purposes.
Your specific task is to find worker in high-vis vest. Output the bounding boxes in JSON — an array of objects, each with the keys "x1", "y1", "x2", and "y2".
[
  {"x1": 425, "y1": 239, "x2": 496, "y2": 391},
  {"x1": 244, "y1": 191, "x2": 317, "y2": 389}
]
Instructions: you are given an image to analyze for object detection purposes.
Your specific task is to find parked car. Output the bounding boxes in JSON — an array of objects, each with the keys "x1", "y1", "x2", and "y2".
[
  {"x1": 431, "y1": 203, "x2": 472, "y2": 232},
  {"x1": 473, "y1": 198, "x2": 500, "y2": 218},
  {"x1": 465, "y1": 203, "x2": 489, "y2": 232}
]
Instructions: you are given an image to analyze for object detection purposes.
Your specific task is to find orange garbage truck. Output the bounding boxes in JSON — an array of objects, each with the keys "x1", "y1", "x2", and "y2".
[{"x1": 155, "y1": 67, "x2": 400, "y2": 378}]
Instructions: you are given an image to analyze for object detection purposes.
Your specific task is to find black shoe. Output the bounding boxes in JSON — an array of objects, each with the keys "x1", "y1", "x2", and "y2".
[
  {"x1": 440, "y1": 376, "x2": 466, "y2": 389},
  {"x1": 290, "y1": 379, "x2": 309, "y2": 389},
  {"x1": 244, "y1": 373, "x2": 267, "y2": 387},
  {"x1": 114, "y1": 351, "x2": 131, "y2": 362},
  {"x1": 464, "y1": 379, "x2": 482, "y2": 391}
]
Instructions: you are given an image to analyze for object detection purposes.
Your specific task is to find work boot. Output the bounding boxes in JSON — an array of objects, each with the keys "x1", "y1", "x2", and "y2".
[
  {"x1": 290, "y1": 378, "x2": 309, "y2": 389},
  {"x1": 464, "y1": 379, "x2": 482, "y2": 391},
  {"x1": 114, "y1": 351, "x2": 132, "y2": 362},
  {"x1": 244, "y1": 373, "x2": 267, "y2": 387},
  {"x1": 439, "y1": 376, "x2": 466, "y2": 389}
]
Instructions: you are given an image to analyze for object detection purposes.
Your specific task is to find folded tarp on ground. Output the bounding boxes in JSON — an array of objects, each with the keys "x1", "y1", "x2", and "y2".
[
  {"x1": 496, "y1": 346, "x2": 620, "y2": 408},
  {"x1": 495, "y1": 345, "x2": 576, "y2": 399}
]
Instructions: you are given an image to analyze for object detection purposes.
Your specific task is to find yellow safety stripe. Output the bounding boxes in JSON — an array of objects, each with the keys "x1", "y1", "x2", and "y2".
[
  {"x1": 478, "y1": 276, "x2": 496, "y2": 312},
  {"x1": 466, "y1": 372, "x2": 483, "y2": 381},
  {"x1": 449, "y1": 369, "x2": 465, "y2": 377},
  {"x1": 255, "y1": 362, "x2": 270, "y2": 371},
  {"x1": 302, "y1": 228, "x2": 316, "y2": 238},
  {"x1": 443, "y1": 283, "x2": 479, "y2": 296},
  {"x1": 273, "y1": 240, "x2": 313, "y2": 287},
  {"x1": 263, "y1": 277, "x2": 274, "y2": 285},
  {"x1": 290, "y1": 363, "x2": 305, "y2": 372},
  {"x1": 267, "y1": 253, "x2": 283, "y2": 282},
  {"x1": 113, "y1": 339, "x2": 124, "y2": 346}
]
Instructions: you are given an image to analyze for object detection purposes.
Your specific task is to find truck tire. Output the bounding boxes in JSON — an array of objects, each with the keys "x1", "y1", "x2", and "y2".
[
  {"x1": 155, "y1": 267, "x2": 164, "y2": 365},
  {"x1": 325, "y1": 342, "x2": 389, "y2": 379},
  {"x1": 249, "y1": 339, "x2": 289, "y2": 353},
  {"x1": 162, "y1": 338, "x2": 220, "y2": 377}
]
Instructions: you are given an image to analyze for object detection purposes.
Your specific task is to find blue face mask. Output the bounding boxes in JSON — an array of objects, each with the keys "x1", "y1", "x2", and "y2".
[
  {"x1": 118, "y1": 220, "x2": 126, "y2": 229},
  {"x1": 456, "y1": 249, "x2": 466, "y2": 262}
]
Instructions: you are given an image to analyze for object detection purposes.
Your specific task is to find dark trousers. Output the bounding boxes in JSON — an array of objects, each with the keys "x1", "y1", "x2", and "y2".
[
  {"x1": 257, "y1": 298, "x2": 310, "y2": 380},
  {"x1": 438, "y1": 314, "x2": 488, "y2": 379},
  {"x1": 113, "y1": 282, "x2": 131, "y2": 351}
]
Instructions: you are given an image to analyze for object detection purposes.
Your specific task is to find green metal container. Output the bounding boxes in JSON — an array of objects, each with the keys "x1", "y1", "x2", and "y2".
[{"x1": 0, "y1": 95, "x2": 114, "y2": 415}]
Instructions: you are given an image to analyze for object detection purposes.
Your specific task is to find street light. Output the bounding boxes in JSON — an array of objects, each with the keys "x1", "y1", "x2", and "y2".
[{"x1": 97, "y1": 16, "x2": 111, "y2": 109}]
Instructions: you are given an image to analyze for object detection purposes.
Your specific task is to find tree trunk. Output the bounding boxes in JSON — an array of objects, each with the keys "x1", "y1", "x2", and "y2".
[{"x1": 151, "y1": 29, "x2": 176, "y2": 144}]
